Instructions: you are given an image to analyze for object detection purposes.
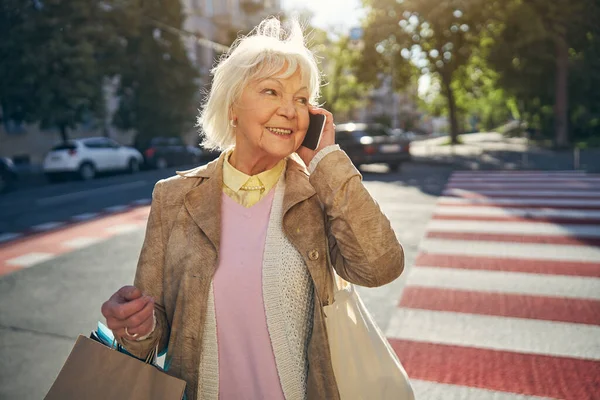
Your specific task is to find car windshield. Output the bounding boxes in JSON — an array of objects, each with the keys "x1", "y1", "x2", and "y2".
[{"x1": 51, "y1": 143, "x2": 76, "y2": 151}]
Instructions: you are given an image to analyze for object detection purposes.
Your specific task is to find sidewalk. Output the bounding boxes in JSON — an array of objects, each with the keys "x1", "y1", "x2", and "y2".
[{"x1": 410, "y1": 132, "x2": 600, "y2": 172}]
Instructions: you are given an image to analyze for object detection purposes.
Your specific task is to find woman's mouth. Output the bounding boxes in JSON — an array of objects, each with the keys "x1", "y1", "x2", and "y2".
[{"x1": 267, "y1": 127, "x2": 293, "y2": 136}]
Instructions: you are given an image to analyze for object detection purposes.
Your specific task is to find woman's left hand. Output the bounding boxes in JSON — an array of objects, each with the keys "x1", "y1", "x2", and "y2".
[{"x1": 296, "y1": 106, "x2": 336, "y2": 167}]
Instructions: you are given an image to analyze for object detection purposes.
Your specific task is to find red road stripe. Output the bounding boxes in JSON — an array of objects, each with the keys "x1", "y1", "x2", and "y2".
[
  {"x1": 399, "y1": 286, "x2": 600, "y2": 325},
  {"x1": 444, "y1": 193, "x2": 600, "y2": 200},
  {"x1": 390, "y1": 339, "x2": 600, "y2": 400},
  {"x1": 433, "y1": 214, "x2": 600, "y2": 225},
  {"x1": 437, "y1": 202, "x2": 600, "y2": 210},
  {"x1": 447, "y1": 186, "x2": 600, "y2": 191},
  {"x1": 414, "y1": 253, "x2": 600, "y2": 277},
  {"x1": 0, "y1": 207, "x2": 149, "y2": 276},
  {"x1": 426, "y1": 231, "x2": 600, "y2": 247}
]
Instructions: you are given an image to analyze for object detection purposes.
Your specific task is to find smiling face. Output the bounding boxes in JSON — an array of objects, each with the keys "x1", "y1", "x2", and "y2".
[{"x1": 230, "y1": 67, "x2": 310, "y2": 169}]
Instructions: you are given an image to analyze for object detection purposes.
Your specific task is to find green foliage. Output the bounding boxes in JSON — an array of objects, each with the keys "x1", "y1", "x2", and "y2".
[
  {"x1": 112, "y1": 0, "x2": 198, "y2": 142},
  {"x1": 0, "y1": 0, "x2": 116, "y2": 141},
  {"x1": 486, "y1": 0, "x2": 600, "y2": 145},
  {"x1": 311, "y1": 32, "x2": 369, "y2": 116},
  {"x1": 360, "y1": 0, "x2": 491, "y2": 143}
]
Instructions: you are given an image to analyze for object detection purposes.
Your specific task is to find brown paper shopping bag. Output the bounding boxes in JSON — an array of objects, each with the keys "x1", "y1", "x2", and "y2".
[{"x1": 45, "y1": 335, "x2": 186, "y2": 400}]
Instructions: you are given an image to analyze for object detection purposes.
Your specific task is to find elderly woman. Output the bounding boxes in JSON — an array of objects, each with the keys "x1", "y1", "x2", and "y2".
[{"x1": 101, "y1": 17, "x2": 404, "y2": 400}]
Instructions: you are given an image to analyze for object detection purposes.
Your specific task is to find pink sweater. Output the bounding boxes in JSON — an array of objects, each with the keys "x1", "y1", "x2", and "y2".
[{"x1": 212, "y1": 191, "x2": 285, "y2": 399}]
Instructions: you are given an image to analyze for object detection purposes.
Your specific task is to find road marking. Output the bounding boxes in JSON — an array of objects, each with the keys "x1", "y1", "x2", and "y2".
[
  {"x1": 131, "y1": 198, "x2": 151, "y2": 206},
  {"x1": 407, "y1": 266, "x2": 600, "y2": 300},
  {"x1": 0, "y1": 233, "x2": 23, "y2": 243},
  {"x1": 6, "y1": 252, "x2": 56, "y2": 267},
  {"x1": 420, "y1": 238, "x2": 600, "y2": 263},
  {"x1": 438, "y1": 196, "x2": 600, "y2": 208},
  {"x1": 409, "y1": 379, "x2": 556, "y2": 400},
  {"x1": 447, "y1": 182, "x2": 600, "y2": 190},
  {"x1": 445, "y1": 188, "x2": 600, "y2": 197},
  {"x1": 435, "y1": 205, "x2": 600, "y2": 219},
  {"x1": 31, "y1": 222, "x2": 66, "y2": 232},
  {"x1": 427, "y1": 219, "x2": 600, "y2": 237},
  {"x1": 104, "y1": 205, "x2": 129, "y2": 213},
  {"x1": 400, "y1": 286, "x2": 600, "y2": 325},
  {"x1": 392, "y1": 340, "x2": 600, "y2": 400},
  {"x1": 36, "y1": 180, "x2": 148, "y2": 206},
  {"x1": 415, "y1": 253, "x2": 600, "y2": 277},
  {"x1": 62, "y1": 237, "x2": 105, "y2": 249},
  {"x1": 386, "y1": 308, "x2": 600, "y2": 360},
  {"x1": 105, "y1": 224, "x2": 142, "y2": 234},
  {"x1": 71, "y1": 212, "x2": 99, "y2": 222}
]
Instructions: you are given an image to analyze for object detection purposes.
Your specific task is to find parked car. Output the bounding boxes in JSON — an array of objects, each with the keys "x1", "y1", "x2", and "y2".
[
  {"x1": 42, "y1": 137, "x2": 144, "y2": 182},
  {"x1": 335, "y1": 122, "x2": 411, "y2": 172},
  {"x1": 135, "y1": 136, "x2": 207, "y2": 169},
  {"x1": 0, "y1": 157, "x2": 18, "y2": 193}
]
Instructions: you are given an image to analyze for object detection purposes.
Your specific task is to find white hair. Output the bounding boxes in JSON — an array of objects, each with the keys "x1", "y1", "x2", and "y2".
[{"x1": 197, "y1": 17, "x2": 321, "y2": 151}]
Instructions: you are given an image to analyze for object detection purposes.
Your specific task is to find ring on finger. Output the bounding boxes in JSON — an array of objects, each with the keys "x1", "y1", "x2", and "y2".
[{"x1": 125, "y1": 326, "x2": 139, "y2": 339}]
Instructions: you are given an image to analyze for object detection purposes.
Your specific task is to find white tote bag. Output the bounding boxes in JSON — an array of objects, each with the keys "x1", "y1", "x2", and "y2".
[{"x1": 323, "y1": 275, "x2": 415, "y2": 400}]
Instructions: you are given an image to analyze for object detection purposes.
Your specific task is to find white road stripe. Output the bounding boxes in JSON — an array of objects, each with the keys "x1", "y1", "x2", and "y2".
[
  {"x1": 0, "y1": 233, "x2": 23, "y2": 243},
  {"x1": 427, "y1": 220, "x2": 600, "y2": 237},
  {"x1": 410, "y1": 380, "x2": 556, "y2": 400},
  {"x1": 451, "y1": 171, "x2": 587, "y2": 177},
  {"x1": 386, "y1": 308, "x2": 600, "y2": 360},
  {"x1": 420, "y1": 238, "x2": 600, "y2": 263},
  {"x1": 447, "y1": 182, "x2": 600, "y2": 190},
  {"x1": 438, "y1": 196, "x2": 600, "y2": 207},
  {"x1": 104, "y1": 205, "x2": 129, "y2": 213},
  {"x1": 6, "y1": 252, "x2": 55, "y2": 267},
  {"x1": 131, "y1": 198, "x2": 151, "y2": 206},
  {"x1": 445, "y1": 188, "x2": 600, "y2": 197},
  {"x1": 105, "y1": 224, "x2": 141, "y2": 234},
  {"x1": 408, "y1": 266, "x2": 600, "y2": 300},
  {"x1": 37, "y1": 180, "x2": 147, "y2": 206},
  {"x1": 30, "y1": 222, "x2": 65, "y2": 232},
  {"x1": 62, "y1": 237, "x2": 105, "y2": 249},
  {"x1": 71, "y1": 212, "x2": 99, "y2": 222},
  {"x1": 448, "y1": 176, "x2": 600, "y2": 186},
  {"x1": 435, "y1": 205, "x2": 600, "y2": 219}
]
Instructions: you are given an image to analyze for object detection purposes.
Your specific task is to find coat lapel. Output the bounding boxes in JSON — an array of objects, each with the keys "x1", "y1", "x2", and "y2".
[
  {"x1": 282, "y1": 157, "x2": 316, "y2": 215},
  {"x1": 180, "y1": 152, "x2": 226, "y2": 253}
]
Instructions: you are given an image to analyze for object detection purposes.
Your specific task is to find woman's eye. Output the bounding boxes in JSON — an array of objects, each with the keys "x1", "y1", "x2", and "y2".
[
  {"x1": 263, "y1": 89, "x2": 277, "y2": 96},
  {"x1": 296, "y1": 97, "x2": 308, "y2": 105}
]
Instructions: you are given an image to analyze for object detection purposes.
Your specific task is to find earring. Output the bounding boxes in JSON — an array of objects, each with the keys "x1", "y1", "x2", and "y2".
[{"x1": 229, "y1": 119, "x2": 237, "y2": 128}]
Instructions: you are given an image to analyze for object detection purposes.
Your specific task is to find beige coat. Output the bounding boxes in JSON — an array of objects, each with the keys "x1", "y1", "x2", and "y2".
[{"x1": 118, "y1": 150, "x2": 404, "y2": 400}]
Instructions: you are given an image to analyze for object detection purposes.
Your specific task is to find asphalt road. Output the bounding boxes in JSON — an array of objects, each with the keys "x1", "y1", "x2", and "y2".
[{"x1": 0, "y1": 161, "x2": 453, "y2": 399}]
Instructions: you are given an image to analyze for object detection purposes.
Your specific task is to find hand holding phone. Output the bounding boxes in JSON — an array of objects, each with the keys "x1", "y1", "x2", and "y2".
[{"x1": 301, "y1": 113, "x2": 326, "y2": 150}]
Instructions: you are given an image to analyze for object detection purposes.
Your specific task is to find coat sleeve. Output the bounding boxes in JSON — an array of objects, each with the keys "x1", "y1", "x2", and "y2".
[
  {"x1": 116, "y1": 180, "x2": 170, "y2": 358},
  {"x1": 309, "y1": 150, "x2": 404, "y2": 288}
]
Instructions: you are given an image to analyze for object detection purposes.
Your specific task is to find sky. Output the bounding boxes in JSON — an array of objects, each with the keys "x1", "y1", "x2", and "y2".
[{"x1": 280, "y1": 0, "x2": 366, "y2": 32}]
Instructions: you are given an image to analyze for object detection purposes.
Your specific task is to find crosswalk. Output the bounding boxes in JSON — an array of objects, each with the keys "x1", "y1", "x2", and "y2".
[{"x1": 389, "y1": 171, "x2": 600, "y2": 400}]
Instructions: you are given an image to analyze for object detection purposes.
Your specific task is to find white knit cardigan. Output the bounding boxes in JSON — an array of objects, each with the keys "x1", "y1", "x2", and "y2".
[{"x1": 197, "y1": 173, "x2": 315, "y2": 400}]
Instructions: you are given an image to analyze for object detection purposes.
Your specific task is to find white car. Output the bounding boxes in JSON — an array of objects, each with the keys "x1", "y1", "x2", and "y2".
[{"x1": 43, "y1": 137, "x2": 144, "y2": 182}]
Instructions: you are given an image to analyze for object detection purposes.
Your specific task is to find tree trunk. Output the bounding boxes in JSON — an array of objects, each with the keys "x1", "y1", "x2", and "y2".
[
  {"x1": 442, "y1": 76, "x2": 459, "y2": 144},
  {"x1": 554, "y1": 34, "x2": 569, "y2": 148},
  {"x1": 59, "y1": 124, "x2": 69, "y2": 143}
]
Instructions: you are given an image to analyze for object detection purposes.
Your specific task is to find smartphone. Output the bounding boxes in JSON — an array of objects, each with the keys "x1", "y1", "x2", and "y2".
[{"x1": 302, "y1": 113, "x2": 326, "y2": 150}]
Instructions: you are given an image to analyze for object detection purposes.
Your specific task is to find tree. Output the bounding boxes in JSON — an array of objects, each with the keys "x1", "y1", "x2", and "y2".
[
  {"x1": 113, "y1": 0, "x2": 198, "y2": 143},
  {"x1": 360, "y1": 0, "x2": 490, "y2": 143},
  {"x1": 0, "y1": 0, "x2": 116, "y2": 141},
  {"x1": 486, "y1": 0, "x2": 600, "y2": 146},
  {"x1": 308, "y1": 29, "x2": 368, "y2": 118}
]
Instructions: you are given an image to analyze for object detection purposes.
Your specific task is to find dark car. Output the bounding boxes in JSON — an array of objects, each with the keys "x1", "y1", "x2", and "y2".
[
  {"x1": 135, "y1": 136, "x2": 206, "y2": 169},
  {"x1": 0, "y1": 157, "x2": 18, "y2": 193},
  {"x1": 335, "y1": 123, "x2": 411, "y2": 172}
]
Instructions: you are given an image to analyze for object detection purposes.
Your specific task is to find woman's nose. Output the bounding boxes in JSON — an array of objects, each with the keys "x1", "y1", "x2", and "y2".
[{"x1": 277, "y1": 99, "x2": 296, "y2": 119}]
